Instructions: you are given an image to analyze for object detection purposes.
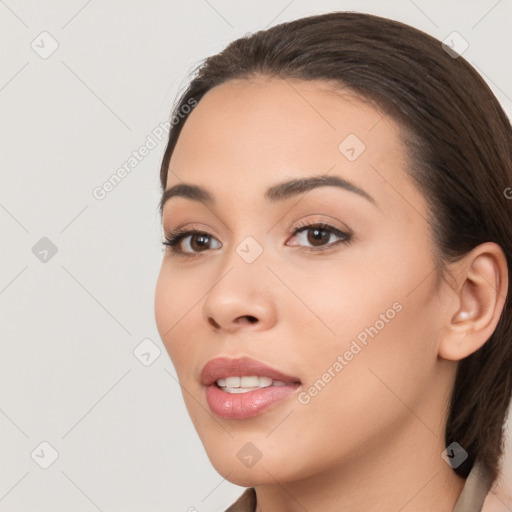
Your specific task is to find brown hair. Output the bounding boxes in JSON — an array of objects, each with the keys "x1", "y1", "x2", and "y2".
[{"x1": 159, "y1": 11, "x2": 512, "y2": 485}]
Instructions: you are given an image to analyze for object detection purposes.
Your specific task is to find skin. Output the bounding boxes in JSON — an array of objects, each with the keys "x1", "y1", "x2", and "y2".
[{"x1": 154, "y1": 77, "x2": 508, "y2": 512}]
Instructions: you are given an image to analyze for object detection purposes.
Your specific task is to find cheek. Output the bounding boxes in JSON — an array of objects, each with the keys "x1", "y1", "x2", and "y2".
[
  {"x1": 154, "y1": 266, "x2": 172, "y2": 347},
  {"x1": 291, "y1": 242, "x2": 440, "y2": 423},
  {"x1": 285, "y1": 301, "x2": 437, "y2": 466},
  {"x1": 154, "y1": 263, "x2": 196, "y2": 366}
]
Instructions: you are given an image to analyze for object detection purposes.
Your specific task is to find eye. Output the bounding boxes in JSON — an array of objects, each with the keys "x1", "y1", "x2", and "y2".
[
  {"x1": 163, "y1": 226, "x2": 221, "y2": 256},
  {"x1": 287, "y1": 221, "x2": 351, "y2": 251},
  {"x1": 162, "y1": 221, "x2": 352, "y2": 258}
]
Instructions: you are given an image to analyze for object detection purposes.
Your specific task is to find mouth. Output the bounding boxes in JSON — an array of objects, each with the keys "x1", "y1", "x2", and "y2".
[
  {"x1": 200, "y1": 356, "x2": 301, "y2": 419},
  {"x1": 215, "y1": 375, "x2": 290, "y2": 393}
]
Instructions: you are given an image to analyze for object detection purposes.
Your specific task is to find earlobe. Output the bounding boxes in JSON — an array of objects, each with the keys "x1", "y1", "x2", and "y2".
[{"x1": 439, "y1": 242, "x2": 508, "y2": 361}]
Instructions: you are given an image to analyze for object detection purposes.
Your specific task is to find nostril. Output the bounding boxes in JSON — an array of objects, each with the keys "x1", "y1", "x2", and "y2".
[
  {"x1": 235, "y1": 315, "x2": 258, "y2": 325},
  {"x1": 208, "y1": 316, "x2": 258, "y2": 328},
  {"x1": 208, "y1": 317, "x2": 220, "y2": 328}
]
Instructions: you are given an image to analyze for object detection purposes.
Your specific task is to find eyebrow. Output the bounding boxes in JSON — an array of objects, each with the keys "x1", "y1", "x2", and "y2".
[{"x1": 159, "y1": 174, "x2": 376, "y2": 215}]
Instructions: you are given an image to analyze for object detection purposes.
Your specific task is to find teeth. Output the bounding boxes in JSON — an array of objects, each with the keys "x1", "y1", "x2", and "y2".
[
  {"x1": 222, "y1": 387, "x2": 253, "y2": 394},
  {"x1": 258, "y1": 377, "x2": 273, "y2": 388},
  {"x1": 215, "y1": 375, "x2": 285, "y2": 392},
  {"x1": 224, "y1": 376, "x2": 240, "y2": 387},
  {"x1": 241, "y1": 376, "x2": 259, "y2": 387}
]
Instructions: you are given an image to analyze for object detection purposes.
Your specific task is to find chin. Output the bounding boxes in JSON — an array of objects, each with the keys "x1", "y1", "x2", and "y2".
[
  {"x1": 219, "y1": 468, "x2": 270, "y2": 488},
  {"x1": 203, "y1": 440, "x2": 310, "y2": 487}
]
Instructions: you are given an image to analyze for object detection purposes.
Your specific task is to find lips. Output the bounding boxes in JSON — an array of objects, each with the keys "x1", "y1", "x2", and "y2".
[
  {"x1": 201, "y1": 356, "x2": 302, "y2": 419},
  {"x1": 200, "y1": 356, "x2": 301, "y2": 386}
]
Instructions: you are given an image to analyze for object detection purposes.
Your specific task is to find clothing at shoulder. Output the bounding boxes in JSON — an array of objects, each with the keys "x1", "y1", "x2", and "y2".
[
  {"x1": 223, "y1": 487, "x2": 256, "y2": 512},
  {"x1": 452, "y1": 460, "x2": 493, "y2": 512},
  {"x1": 223, "y1": 460, "x2": 492, "y2": 512}
]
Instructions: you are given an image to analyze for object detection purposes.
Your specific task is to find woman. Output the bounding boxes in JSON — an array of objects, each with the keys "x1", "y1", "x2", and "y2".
[{"x1": 154, "y1": 12, "x2": 512, "y2": 512}]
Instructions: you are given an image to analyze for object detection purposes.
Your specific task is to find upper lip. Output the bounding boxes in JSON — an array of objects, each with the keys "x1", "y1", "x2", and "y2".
[{"x1": 200, "y1": 357, "x2": 301, "y2": 386}]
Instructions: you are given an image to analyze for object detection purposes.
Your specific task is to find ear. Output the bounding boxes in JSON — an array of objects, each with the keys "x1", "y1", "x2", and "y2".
[{"x1": 438, "y1": 242, "x2": 509, "y2": 361}]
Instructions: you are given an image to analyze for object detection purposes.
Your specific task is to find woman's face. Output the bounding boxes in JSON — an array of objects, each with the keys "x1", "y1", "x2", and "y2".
[{"x1": 155, "y1": 77, "x2": 454, "y2": 485}]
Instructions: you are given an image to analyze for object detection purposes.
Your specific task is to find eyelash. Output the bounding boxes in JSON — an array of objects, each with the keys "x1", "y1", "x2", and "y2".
[{"x1": 162, "y1": 221, "x2": 352, "y2": 258}]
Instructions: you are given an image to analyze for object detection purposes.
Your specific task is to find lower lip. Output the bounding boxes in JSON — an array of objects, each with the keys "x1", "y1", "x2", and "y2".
[{"x1": 205, "y1": 383, "x2": 300, "y2": 419}]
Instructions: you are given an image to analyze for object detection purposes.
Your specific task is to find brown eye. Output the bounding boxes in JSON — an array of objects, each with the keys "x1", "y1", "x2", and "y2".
[
  {"x1": 163, "y1": 229, "x2": 221, "y2": 255},
  {"x1": 189, "y1": 233, "x2": 212, "y2": 252},
  {"x1": 289, "y1": 222, "x2": 351, "y2": 251},
  {"x1": 306, "y1": 227, "x2": 331, "y2": 246}
]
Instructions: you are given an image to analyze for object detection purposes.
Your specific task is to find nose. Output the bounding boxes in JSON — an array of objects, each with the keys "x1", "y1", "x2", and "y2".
[{"x1": 202, "y1": 253, "x2": 278, "y2": 334}]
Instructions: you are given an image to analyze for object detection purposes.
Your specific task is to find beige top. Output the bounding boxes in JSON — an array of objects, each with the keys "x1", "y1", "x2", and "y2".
[{"x1": 224, "y1": 461, "x2": 493, "y2": 512}]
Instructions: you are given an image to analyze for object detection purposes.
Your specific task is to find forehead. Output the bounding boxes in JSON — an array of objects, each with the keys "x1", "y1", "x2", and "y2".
[
  {"x1": 169, "y1": 77, "x2": 400, "y2": 172},
  {"x1": 165, "y1": 77, "x2": 423, "y2": 221}
]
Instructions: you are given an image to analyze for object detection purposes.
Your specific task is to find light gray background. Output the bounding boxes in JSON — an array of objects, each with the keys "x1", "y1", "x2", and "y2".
[{"x1": 1, "y1": 1, "x2": 511, "y2": 511}]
